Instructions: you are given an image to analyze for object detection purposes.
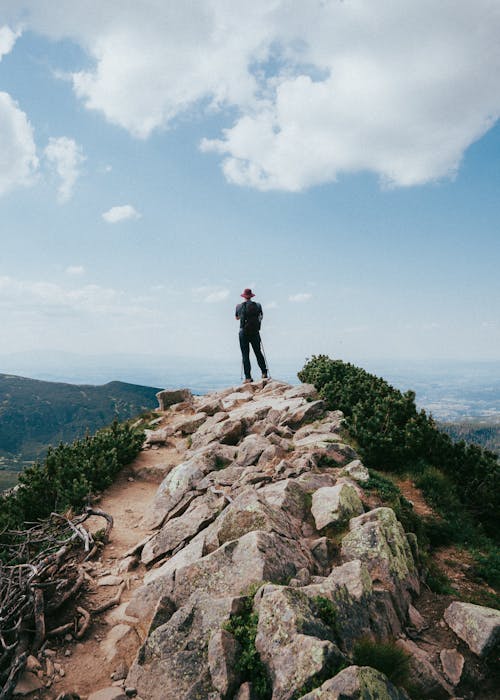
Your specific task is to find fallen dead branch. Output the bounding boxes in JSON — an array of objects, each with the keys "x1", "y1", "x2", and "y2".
[
  {"x1": 91, "y1": 581, "x2": 126, "y2": 615},
  {"x1": 0, "y1": 509, "x2": 113, "y2": 698}
]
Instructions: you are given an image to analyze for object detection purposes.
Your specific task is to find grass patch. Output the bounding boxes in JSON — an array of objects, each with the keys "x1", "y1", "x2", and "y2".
[{"x1": 353, "y1": 638, "x2": 411, "y2": 689}]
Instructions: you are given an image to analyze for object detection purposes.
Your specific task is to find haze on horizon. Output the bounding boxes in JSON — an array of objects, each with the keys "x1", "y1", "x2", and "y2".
[{"x1": 0, "y1": 1, "x2": 499, "y2": 366}]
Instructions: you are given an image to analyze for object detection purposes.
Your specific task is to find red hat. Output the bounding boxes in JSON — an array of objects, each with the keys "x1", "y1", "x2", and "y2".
[{"x1": 241, "y1": 288, "x2": 255, "y2": 298}]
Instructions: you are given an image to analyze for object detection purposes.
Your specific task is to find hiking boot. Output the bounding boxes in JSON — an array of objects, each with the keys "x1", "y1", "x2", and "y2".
[
  {"x1": 243, "y1": 378, "x2": 253, "y2": 384},
  {"x1": 262, "y1": 372, "x2": 269, "y2": 380}
]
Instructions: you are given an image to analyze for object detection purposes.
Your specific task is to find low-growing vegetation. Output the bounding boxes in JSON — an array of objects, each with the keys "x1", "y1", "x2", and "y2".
[
  {"x1": 352, "y1": 638, "x2": 411, "y2": 690},
  {"x1": 0, "y1": 420, "x2": 144, "y2": 538},
  {"x1": 224, "y1": 595, "x2": 272, "y2": 699},
  {"x1": 299, "y1": 355, "x2": 500, "y2": 599}
]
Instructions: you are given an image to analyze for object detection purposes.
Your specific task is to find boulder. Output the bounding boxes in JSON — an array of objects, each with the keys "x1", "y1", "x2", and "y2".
[
  {"x1": 196, "y1": 396, "x2": 225, "y2": 416},
  {"x1": 443, "y1": 601, "x2": 500, "y2": 657},
  {"x1": 101, "y1": 623, "x2": 141, "y2": 666},
  {"x1": 256, "y1": 586, "x2": 345, "y2": 700},
  {"x1": 283, "y1": 384, "x2": 318, "y2": 400},
  {"x1": 126, "y1": 533, "x2": 206, "y2": 625},
  {"x1": 341, "y1": 508, "x2": 419, "y2": 621},
  {"x1": 302, "y1": 560, "x2": 374, "y2": 651},
  {"x1": 259, "y1": 479, "x2": 308, "y2": 521},
  {"x1": 143, "y1": 427, "x2": 171, "y2": 445},
  {"x1": 281, "y1": 400, "x2": 326, "y2": 429},
  {"x1": 342, "y1": 460, "x2": 370, "y2": 483},
  {"x1": 396, "y1": 639, "x2": 453, "y2": 699},
  {"x1": 141, "y1": 492, "x2": 225, "y2": 564},
  {"x1": 294, "y1": 433, "x2": 342, "y2": 449},
  {"x1": 236, "y1": 434, "x2": 271, "y2": 467},
  {"x1": 439, "y1": 648, "x2": 464, "y2": 686},
  {"x1": 172, "y1": 530, "x2": 312, "y2": 606},
  {"x1": 311, "y1": 483, "x2": 364, "y2": 530},
  {"x1": 211, "y1": 418, "x2": 244, "y2": 445},
  {"x1": 127, "y1": 595, "x2": 243, "y2": 700},
  {"x1": 297, "y1": 665, "x2": 410, "y2": 699},
  {"x1": 156, "y1": 388, "x2": 192, "y2": 410},
  {"x1": 207, "y1": 489, "x2": 301, "y2": 548},
  {"x1": 208, "y1": 629, "x2": 242, "y2": 698},
  {"x1": 171, "y1": 412, "x2": 207, "y2": 434},
  {"x1": 143, "y1": 454, "x2": 214, "y2": 529}
]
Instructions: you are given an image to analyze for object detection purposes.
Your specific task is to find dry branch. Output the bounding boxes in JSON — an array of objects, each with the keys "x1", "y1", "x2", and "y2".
[{"x1": 0, "y1": 509, "x2": 113, "y2": 698}]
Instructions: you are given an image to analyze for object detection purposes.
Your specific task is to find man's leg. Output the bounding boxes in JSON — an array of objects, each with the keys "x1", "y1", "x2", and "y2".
[
  {"x1": 239, "y1": 330, "x2": 252, "y2": 379},
  {"x1": 250, "y1": 333, "x2": 267, "y2": 375}
]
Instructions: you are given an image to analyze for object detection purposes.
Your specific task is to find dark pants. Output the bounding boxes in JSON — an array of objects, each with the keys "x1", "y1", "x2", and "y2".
[{"x1": 239, "y1": 330, "x2": 267, "y2": 379}]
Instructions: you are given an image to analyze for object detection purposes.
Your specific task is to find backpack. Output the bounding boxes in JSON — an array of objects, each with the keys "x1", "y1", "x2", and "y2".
[{"x1": 241, "y1": 301, "x2": 261, "y2": 335}]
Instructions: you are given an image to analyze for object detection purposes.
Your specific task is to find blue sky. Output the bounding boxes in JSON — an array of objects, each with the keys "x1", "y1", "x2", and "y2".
[{"x1": 0, "y1": 1, "x2": 499, "y2": 377}]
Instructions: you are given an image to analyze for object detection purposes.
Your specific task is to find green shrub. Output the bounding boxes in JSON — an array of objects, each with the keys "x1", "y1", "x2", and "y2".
[
  {"x1": 472, "y1": 548, "x2": 500, "y2": 588},
  {"x1": 311, "y1": 596, "x2": 337, "y2": 631},
  {"x1": 0, "y1": 420, "x2": 144, "y2": 536},
  {"x1": 224, "y1": 597, "x2": 271, "y2": 699},
  {"x1": 299, "y1": 356, "x2": 500, "y2": 541},
  {"x1": 352, "y1": 638, "x2": 411, "y2": 688}
]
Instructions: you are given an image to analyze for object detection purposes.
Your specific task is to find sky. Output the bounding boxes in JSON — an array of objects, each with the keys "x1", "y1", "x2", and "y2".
[{"x1": 0, "y1": 0, "x2": 499, "y2": 380}]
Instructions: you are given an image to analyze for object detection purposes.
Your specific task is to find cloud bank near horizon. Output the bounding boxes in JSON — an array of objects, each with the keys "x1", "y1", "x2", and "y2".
[{"x1": 1, "y1": 1, "x2": 500, "y2": 193}]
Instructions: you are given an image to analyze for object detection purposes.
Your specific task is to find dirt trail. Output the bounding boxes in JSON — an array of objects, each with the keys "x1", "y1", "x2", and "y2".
[{"x1": 38, "y1": 431, "x2": 186, "y2": 700}]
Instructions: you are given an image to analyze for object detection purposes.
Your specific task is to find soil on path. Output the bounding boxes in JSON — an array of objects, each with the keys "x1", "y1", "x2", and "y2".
[{"x1": 38, "y1": 432, "x2": 186, "y2": 700}]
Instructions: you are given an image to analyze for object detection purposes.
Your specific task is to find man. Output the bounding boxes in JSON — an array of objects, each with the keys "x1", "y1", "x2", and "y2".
[{"x1": 235, "y1": 288, "x2": 269, "y2": 383}]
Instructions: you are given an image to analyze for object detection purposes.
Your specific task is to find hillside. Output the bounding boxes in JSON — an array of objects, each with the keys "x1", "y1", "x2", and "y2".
[
  {"x1": 0, "y1": 373, "x2": 160, "y2": 469},
  {"x1": 439, "y1": 419, "x2": 500, "y2": 456},
  {"x1": 1, "y1": 377, "x2": 498, "y2": 699}
]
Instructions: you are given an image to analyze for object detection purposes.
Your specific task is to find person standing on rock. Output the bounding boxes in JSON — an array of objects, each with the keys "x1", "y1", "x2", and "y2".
[{"x1": 235, "y1": 288, "x2": 269, "y2": 383}]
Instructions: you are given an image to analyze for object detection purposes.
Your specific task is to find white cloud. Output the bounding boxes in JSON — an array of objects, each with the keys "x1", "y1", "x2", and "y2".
[
  {"x1": 4, "y1": 1, "x2": 500, "y2": 190},
  {"x1": 0, "y1": 91, "x2": 38, "y2": 196},
  {"x1": 102, "y1": 204, "x2": 141, "y2": 223},
  {"x1": 289, "y1": 293, "x2": 312, "y2": 303},
  {"x1": 65, "y1": 265, "x2": 85, "y2": 276},
  {"x1": 0, "y1": 25, "x2": 19, "y2": 60},
  {"x1": 44, "y1": 136, "x2": 85, "y2": 202},
  {"x1": 192, "y1": 286, "x2": 230, "y2": 303}
]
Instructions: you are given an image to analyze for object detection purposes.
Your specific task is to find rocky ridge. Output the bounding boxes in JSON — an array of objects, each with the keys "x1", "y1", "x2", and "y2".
[{"x1": 21, "y1": 380, "x2": 499, "y2": 700}]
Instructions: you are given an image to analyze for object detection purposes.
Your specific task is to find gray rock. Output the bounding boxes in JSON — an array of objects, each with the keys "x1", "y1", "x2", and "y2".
[
  {"x1": 256, "y1": 586, "x2": 345, "y2": 700},
  {"x1": 87, "y1": 689, "x2": 128, "y2": 700},
  {"x1": 342, "y1": 459, "x2": 370, "y2": 483},
  {"x1": 156, "y1": 388, "x2": 192, "y2": 410},
  {"x1": 259, "y1": 479, "x2": 308, "y2": 521},
  {"x1": 236, "y1": 434, "x2": 271, "y2": 467},
  {"x1": 281, "y1": 399, "x2": 326, "y2": 429},
  {"x1": 143, "y1": 427, "x2": 171, "y2": 445},
  {"x1": 208, "y1": 629, "x2": 242, "y2": 697},
  {"x1": 196, "y1": 396, "x2": 225, "y2": 416},
  {"x1": 295, "y1": 472, "x2": 337, "y2": 493},
  {"x1": 294, "y1": 433, "x2": 342, "y2": 449},
  {"x1": 126, "y1": 595, "x2": 243, "y2": 700},
  {"x1": 173, "y1": 530, "x2": 312, "y2": 606},
  {"x1": 234, "y1": 683, "x2": 253, "y2": 700},
  {"x1": 396, "y1": 639, "x2": 453, "y2": 699},
  {"x1": 211, "y1": 418, "x2": 244, "y2": 445},
  {"x1": 141, "y1": 492, "x2": 225, "y2": 564},
  {"x1": 407, "y1": 604, "x2": 427, "y2": 632},
  {"x1": 341, "y1": 507, "x2": 419, "y2": 621},
  {"x1": 302, "y1": 560, "x2": 374, "y2": 652},
  {"x1": 283, "y1": 384, "x2": 319, "y2": 400},
  {"x1": 101, "y1": 624, "x2": 141, "y2": 666},
  {"x1": 439, "y1": 648, "x2": 464, "y2": 686},
  {"x1": 126, "y1": 533, "x2": 206, "y2": 625},
  {"x1": 143, "y1": 454, "x2": 213, "y2": 529},
  {"x1": 171, "y1": 412, "x2": 207, "y2": 434},
  {"x1": 311, "y1": 483, "x2": 364, "y2": 530},
  {"x1": 207, "y1": 489, "x2": 301, "y2": 549},
  {"x1": 443, "y1": 601, "x2": 500, "y2": 657},
  {"x1": 309, "y1": 537, "x2": 336, "y2": 574},
  {"x1": 298, "y1": 665, "x2": 410, "y2": 699}
]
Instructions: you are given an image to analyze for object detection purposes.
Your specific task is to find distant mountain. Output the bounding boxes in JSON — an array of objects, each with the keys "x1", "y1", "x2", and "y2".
[
  {"x1": 0, "y1": 374, "x2": 161, "y2": 470},
  {"x1": 439, "y1": 418, "x2": 500, "y2": 456}
]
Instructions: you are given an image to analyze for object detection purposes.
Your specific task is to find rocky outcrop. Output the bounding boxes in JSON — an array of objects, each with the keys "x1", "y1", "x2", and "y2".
[
  {"x1": 298, "y1": 665, "x2": 411, "y2": 699},
  {"x1": 443, "y1": 601, "x2": 500, "y2": 657},
  {"x1": 75, "y1": 379, "x2": 485, "y2": 700}
]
